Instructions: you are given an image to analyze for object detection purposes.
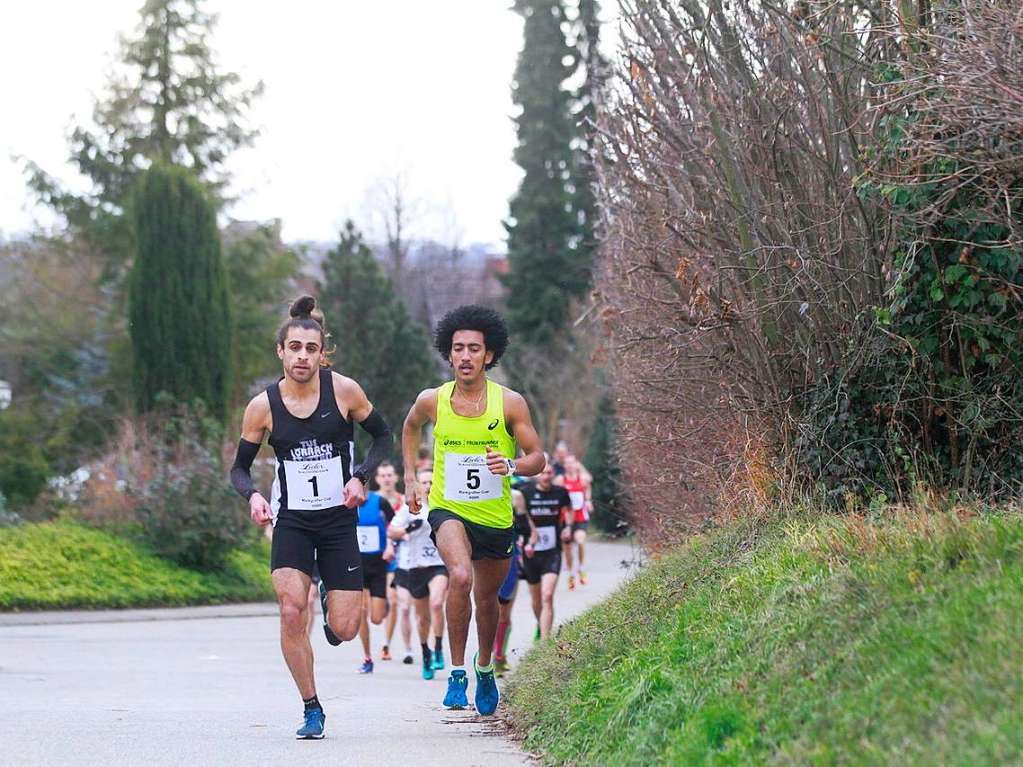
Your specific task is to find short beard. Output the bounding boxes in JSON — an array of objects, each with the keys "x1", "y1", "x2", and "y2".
[{"x1": 288, "y1": 365, "x2": 317, "y2": 383}]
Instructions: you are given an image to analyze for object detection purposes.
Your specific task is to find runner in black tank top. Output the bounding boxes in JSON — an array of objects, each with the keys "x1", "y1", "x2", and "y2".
[
  {"x1": 265, "y1": 367, "x2": 364, "y2": 592},
  {"x1": 267, "y1": 367, "x2": 355, "y2": 529},
  {"x1": 520, "y1": 462, "x2": 571, "y2": 640},
  {"x1": 230, "y1": 296, "x2": 393, "y2": 740}
]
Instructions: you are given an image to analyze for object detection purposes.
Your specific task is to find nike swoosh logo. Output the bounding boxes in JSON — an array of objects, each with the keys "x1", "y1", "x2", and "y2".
[
  {"x1": 347, "y1": 565, "x2": 360, "y2": 572},
  {"x1": 488, "y1": 419, "x2": 499, "y2": 430},
  {"x1": 320, "y1": 412, "x2": 330, "y2": 418}
]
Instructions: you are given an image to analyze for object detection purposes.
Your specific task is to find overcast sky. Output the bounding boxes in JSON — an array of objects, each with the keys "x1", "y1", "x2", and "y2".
[{"x1": 0, "y1": 1, "x2": 591, "y2": 248}]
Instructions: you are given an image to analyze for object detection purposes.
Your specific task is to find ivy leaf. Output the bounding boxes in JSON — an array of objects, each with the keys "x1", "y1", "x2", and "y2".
[
  {"x1": 929, "y1": 283, "x2": 945, "y2": 302},
  {"x1": 943, "y1": 264, "x2": 968, "y2": 283}
]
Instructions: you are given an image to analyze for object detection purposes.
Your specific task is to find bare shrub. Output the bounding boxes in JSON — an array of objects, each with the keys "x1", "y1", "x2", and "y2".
[{"x1": 594, "y1": 0, "x2": 894, "y2": 544}]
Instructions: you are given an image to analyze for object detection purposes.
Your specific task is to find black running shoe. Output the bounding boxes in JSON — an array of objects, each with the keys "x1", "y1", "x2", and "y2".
[{"x1": 318, "y1": 581, "x2": 342, "y2": 646}]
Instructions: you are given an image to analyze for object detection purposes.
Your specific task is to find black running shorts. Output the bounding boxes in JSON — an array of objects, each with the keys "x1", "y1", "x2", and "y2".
[
  {"x1": 407, "y1": 564, "x2": 448, "y2": 599},
  {"x1": 392, "y1": 568, "x2": 409, "y2": 590},
  {"x1": 270, "y1": 516, "x2": 362, "y2": 593},
  {"x1": 361, "y1": 553, "x2": 389, "y2": 599},
  {"x1": 522, "y1": 548, "x2": 562, "y2": 584},
  {"x1": 572, "y1": 520, "x2": 589, "y2": 534},
  {"x1": 428, "y1": 508, "x2": 516, "y2": 561}
]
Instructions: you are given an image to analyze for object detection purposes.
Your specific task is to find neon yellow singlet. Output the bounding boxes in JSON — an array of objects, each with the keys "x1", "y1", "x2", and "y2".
[{"x1": 428, "y1": 378, "x2": 517, "y2": 528}]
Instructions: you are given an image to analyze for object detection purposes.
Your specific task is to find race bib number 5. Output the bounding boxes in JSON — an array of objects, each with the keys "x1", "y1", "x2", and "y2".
[
  {"x1": 283, "y1": 457, "x2": 344, "y2": 511},
  {"x1": 444, "y1": 452, "x2": 502, "y2": 503}
]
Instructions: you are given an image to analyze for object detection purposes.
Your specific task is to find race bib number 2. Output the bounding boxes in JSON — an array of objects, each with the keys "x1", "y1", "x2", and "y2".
[
  {"x1": 357, "y1": 525, "x2": 380, "y2": 553},
  {"x1": 444, "y1": 453, "x2": 502, "y2": 503},
  {"x1": 283, "y1": 457, "x2": 344, "y2": 511}
]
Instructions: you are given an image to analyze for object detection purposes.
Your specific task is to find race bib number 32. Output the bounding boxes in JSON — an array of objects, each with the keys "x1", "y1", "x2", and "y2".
[
  {"x1": 444, "y1": 453, "x2": 502, "y2": 503},
  {"x1": 283, "y1": 457, "x2": 344, "y2": 511}
]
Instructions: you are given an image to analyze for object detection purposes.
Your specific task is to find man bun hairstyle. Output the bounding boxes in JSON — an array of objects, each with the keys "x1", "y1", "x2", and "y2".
[
  {"x1": 434, "y1": 304, "x2": 509, "y2": 370},
  {"x1": 277, "y1": 295, "x2": 331, "y2": 358}
]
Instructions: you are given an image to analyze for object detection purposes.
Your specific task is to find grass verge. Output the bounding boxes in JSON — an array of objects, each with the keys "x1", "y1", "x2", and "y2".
[
  {"x1": 507, "y1": 507, "x2": 1023, "y2": 765},
  {"x1": 0, "y1": 520, "x2": 273, "y2": 610}
]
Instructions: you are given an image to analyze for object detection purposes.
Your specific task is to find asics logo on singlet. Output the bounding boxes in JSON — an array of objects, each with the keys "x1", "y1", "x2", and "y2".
[{"x1": 487, "y1": 419, "x2": 499, "y2": 430}]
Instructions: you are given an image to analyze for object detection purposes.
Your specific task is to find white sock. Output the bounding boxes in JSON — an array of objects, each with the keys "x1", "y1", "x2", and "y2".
[{"x1": 451, "y1": 664, "x2": 466, "y2": 674}]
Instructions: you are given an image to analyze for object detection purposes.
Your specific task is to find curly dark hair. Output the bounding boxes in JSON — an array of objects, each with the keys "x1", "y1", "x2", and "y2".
[{"x1": 434, "y1": 305, "x2": 509, "y2": 370}]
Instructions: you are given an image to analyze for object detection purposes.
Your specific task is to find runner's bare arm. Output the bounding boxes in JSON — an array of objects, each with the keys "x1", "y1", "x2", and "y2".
[
  {"x1": 402, "y1": 388, "x2": 438, "y2": 514},
  {"x1": 560, "y1": 499, "x2": 574, "y2": 542},
  {"x1": 486, "y1": 389, "x2": 544, "y2": 477},
  {"x1": 336, "y1": 374, "x2": 392, "y2": 508},
  {"x1": 233, "y1": 393, "x2": 272, "y2": 525}
]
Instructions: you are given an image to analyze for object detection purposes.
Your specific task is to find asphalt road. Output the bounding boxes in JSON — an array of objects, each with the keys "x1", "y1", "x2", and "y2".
[{"x1": 0, "y1": 539, "x2": 640, "y2": 767}]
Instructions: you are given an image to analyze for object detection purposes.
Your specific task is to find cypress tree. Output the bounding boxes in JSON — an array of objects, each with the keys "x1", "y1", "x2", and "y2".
[
  {"x1": 129, "y1": 164, "x2": 232, "y2": 420},
  {"x1": 573, "y1": 0, "x2": 607, "y2": 271},
  {"x1": 319, "y1": 220, "x2": 435, "y2": 450},
  {"x1": 504, "y1": 0, "x2": 585, "y2": 346},
  {"x1": 584, "y1": 392, "x2": 627, "y2": 534}
]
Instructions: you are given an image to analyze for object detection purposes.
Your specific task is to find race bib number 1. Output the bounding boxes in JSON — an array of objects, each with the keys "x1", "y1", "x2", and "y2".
[
  {"x1": 283, "y1": 457, "x2": 344, "y2": 511},
  {"x1": 444, "y1": 453, "x2": 503, "y2": 503}
]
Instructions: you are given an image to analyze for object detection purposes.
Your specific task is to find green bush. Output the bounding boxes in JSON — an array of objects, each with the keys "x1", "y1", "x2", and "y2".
[
  {"x1": 131, "y1": 403, "x2": 251, "y2": 570},
  {"x1": 0, "y1": 520, "x2": 271, "y2": 610},
  {"x1": 0, "y1": 409, "x2": 52, "y2": 508}
]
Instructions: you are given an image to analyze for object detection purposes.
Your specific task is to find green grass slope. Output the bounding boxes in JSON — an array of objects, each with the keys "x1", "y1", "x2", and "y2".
[
  {"x1": 507, "y1": 509, "x2": 1023, "y2": 765},
  {"x1": 0, "y1": 520, "x2": 273, "y2": 610}
]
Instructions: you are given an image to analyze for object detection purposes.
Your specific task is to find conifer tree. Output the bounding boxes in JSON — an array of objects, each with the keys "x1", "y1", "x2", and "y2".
[
  {"x1": 503, "y1": 0, "x2": 585, "y2": 346},
  {"x1": 584, "y1": 392, "x2": 627, "y2": 534},
  {"x1": 129, "y1": 164, "x2": 232, "y2": 420},
  {"x1": 318, "y1": 221, "x2": 435, "y2": 449},
  {"x1": 573, "y1": 0, "x2": 607, "y2": 269},
  {"x1": 25, "y1": 0, "x2": 261, "y2": 269}
]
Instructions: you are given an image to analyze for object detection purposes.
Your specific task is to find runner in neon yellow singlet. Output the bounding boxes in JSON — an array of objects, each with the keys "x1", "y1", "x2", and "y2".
[
  {"x1": 402, "y1": 305, "x2": 545, "y2": 717},
  {"x1": 428, "y1": 378, "x2": 517, "y2": 528}
]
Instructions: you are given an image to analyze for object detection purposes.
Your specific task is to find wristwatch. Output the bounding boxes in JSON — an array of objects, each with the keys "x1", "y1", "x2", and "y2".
[
  {"x1": 353, "y1": 469, "x2": 368, "y2": 485},
  {"x1": 505, "y1": 458, "x2": 517, "y2": 475}
]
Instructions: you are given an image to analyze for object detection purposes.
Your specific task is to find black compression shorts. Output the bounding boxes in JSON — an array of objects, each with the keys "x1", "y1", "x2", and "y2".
[
  {"x1": 270, "y1": 518, "x2": 362, "y2": 593},
  {"x1": 361, "y1": 553, "x2": 389, "y2": 599}
]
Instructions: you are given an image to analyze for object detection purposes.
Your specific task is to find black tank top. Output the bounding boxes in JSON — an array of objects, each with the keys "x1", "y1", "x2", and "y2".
[{"x1": 267, "y1": 368, "x2": 355, "y2": 527}]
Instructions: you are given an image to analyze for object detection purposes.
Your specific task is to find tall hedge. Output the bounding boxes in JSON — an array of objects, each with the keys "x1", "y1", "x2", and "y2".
[{"x1": 129, "y1": 164, "x2": 231, "y2": 420}]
